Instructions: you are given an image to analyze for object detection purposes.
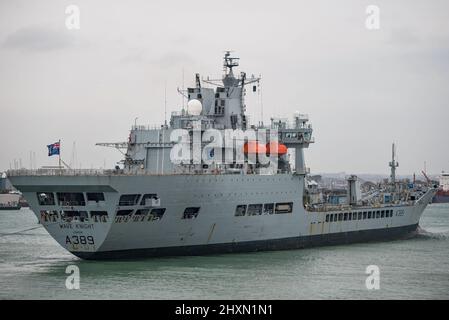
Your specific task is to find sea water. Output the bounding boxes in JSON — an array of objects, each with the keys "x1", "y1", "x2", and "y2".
[{"x1": 0, "y1": 205, "x2": 448, "y2": 299}]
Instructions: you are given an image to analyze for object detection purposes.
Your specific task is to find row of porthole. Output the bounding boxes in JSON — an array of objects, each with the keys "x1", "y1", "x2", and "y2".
[
  {"x1": 194, "y1": 190, "x2": 298, "y2": 198},
  {"x1": 183, "y1": 177, "x2": 291, "y2": 183},
  {"x1": 324, "y1": 209, "x2": 395, "y2": 223}
]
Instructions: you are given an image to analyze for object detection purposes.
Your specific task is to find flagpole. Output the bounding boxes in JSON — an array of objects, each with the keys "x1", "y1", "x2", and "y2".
[{"x1": 59, "y1": 139, "x2": 61, "y2": 169}]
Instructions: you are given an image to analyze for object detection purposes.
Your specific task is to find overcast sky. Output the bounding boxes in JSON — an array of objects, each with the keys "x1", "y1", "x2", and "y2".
[{"x1": 0, "y1": 0, "x2": 448, "y2": 175}]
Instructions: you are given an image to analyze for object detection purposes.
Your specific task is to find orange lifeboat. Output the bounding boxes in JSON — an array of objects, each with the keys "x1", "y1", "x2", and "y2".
[
  {"x1": 266, "y1": 142, "x2": 288, "y2": 155},
  {"x1": 244, "y1": 141, "x2": 267, "y2": 154}
]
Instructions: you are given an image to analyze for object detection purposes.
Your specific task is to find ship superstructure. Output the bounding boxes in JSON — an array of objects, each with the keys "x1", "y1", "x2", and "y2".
[{"x1": 6, "y1": 53, "x2": 436, "y2": 259}]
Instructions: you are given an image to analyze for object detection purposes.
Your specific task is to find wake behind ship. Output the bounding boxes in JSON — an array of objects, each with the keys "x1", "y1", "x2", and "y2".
[{"x1": 7, "y1": 52, "x2": 436, "y2": 259}]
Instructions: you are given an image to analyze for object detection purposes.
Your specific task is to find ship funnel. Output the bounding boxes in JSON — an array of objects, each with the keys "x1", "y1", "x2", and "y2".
[{"x1": 347, "y1": 175, "x2": 361, "y2": 206}]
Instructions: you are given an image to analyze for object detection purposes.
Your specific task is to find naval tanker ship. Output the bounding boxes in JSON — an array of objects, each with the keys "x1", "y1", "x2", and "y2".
[{"x1": 7, "y1": 52, "x2": 436, "y2": 259}]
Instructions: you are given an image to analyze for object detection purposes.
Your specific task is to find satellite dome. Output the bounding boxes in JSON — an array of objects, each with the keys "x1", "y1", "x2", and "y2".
[{"x1": 187, "y1": 99, "x2": 203, "y2": 116}]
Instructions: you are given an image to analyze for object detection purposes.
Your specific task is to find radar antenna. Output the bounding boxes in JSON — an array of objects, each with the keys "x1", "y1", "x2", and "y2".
[{"x1": 223, "y1": 50, "x2": 239, "y2": 75}]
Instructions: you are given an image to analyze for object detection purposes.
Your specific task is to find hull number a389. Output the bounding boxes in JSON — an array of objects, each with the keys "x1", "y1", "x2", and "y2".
[{"x1": 65, "y1": 235, "x2": 94, "y2": 245}]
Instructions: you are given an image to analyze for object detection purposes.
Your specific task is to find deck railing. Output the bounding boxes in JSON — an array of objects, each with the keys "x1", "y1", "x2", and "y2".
[
  {"x1": 6, "y1": 169, "x2": 118, "y2": 177},
  {"x1": 6, "y1": 168, "x2": 294, "y2": 177}
]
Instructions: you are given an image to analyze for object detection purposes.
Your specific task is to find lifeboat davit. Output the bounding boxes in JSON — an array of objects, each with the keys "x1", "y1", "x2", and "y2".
[
  {"x1": 243, "y1": 141, "x2": 267, "y2": 154},
  {"x1": 266, "y1": 142, "x2": 288, "y2": 155}
]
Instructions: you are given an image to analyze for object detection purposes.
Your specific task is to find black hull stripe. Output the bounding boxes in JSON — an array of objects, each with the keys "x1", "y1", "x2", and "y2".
[{"x1": 73, "y1": 223, "x2": 419, "y2": 260}]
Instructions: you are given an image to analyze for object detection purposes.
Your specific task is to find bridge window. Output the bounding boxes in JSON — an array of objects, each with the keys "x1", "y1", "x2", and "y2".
[
  {"x1": 329, "y1": 214, "x2": 334, "y2": 222},
  {"x1": 149, "y1": 208, "x2": 165, "y2": 221},
  {"x1": 353, "y1": 212, "x2": 357, "y2": 220},
  {"x1": 338, "y1": 213, "x2": 343, "y2": 221},
  {"x1": 116, "y1": 209, "x2": 133, "y2": 216},
  {"x1": 79, "y1": 211, "x2": 88, "y2": 222},
  {"x1": 263, "y1": 203, "x2": 274, "y2": 214},
  {"x1": 358, "y1": 212, "x2": 363, "y2": 220},
  {"x1": 61, "y1": 210, "x2": 88, "y2": 222},
  {"x1": 135, "y1": 209, "x2": 149, "y2": 215},
  {"x1": 91, "y1": 210, "x2": 108, "y2": 216},
  {"x1": 37, "y1": 192, "x2": 55, "y2": 205},
  {"x1": 344, "y1": 213, "x2": 348, "y2": 221},
  {"x1": 275, "y1": 202, "x2": 293, "y2": 214},
  {"x1": 132, "y1": 209, "x2": 148, "y2": 222},
  {"x1": 86, "y1": 193, "x2": 105, "y2": 202},
  {"x1": 235, "y1": 205, "x2": 247, "y2": 216},
  {"x1": 376, "y1": 211, "x2": 381, "y2": 219},
  {"x1": 381, "y1": 210, "x2": 385, "y2": 218},
  {"x1": 40, "y1": 210, "x2": 58, "y2": 222},
  {"x1": 368, "y1": 211, "x2": 372, "y2": 219},
  {"x1": 325, "y1": 214, "x2": 330, "y2": 222},
  {"x1": 247, "y1": 204, "x2": 263, "y2": 216},
  {"x1": 90, "y1": 211, "x2": 108, "y2": 222},
  {"x1": 183, "y1": 207, "x2": 200, "y2": 219},
  {"x1": 140, "y1": 194, "x2": 159, "y2": 206},
  {"x1": 119, "y1": 194, "x2": 140, "y2": 206},
  {"x1": 57, "y1": 193, "x2": 85, "y2": 206}
]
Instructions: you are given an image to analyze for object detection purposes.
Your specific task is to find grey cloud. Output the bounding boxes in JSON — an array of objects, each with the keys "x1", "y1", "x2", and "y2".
[
  {"x1": 120, "y1": 48, "x2": 148, "y2": 65},
  {"x1": 149, "y1": 52, "x2": 196, "y2": 69},
  {"x1": 0, "y1": 0, "x2": 448, "y2": 173},
  {"x1": 2, "y1": 25, "x2": 77, "y2": 52},
  {"x1": 387, "y1": 27, "x2": 421, "y2": 46},
  {"x1": 121, "y1": 50, "x2": 196, "y2": 68}
]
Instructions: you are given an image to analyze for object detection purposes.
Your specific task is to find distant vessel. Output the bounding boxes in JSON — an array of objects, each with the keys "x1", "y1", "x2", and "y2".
[
  {"x1": 433, "y1": 172, "x2": 449, "y2": 203},
  {"x1": 0, "y1": 192, "x2": 21, "y2": 210},
  {"x1": 1, "y1": 175, "x2": 21, "y2": 210},
  {"x1": 7, "y1": 52, "x2": 436, "y2": 259}
]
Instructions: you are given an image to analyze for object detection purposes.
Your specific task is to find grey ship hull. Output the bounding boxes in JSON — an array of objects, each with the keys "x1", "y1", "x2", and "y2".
[
  {"x1": 75, "y1": 223, "x2": 419, "y2": 260},
  {"x1": 9, "y1": 173, "x2": 435, "y2": 260}
]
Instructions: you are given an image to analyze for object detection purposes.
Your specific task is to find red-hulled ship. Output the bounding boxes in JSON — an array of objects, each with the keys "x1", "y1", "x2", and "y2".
[{"x1": 433, "y1": 172, "x2": 449, "y2": 203}]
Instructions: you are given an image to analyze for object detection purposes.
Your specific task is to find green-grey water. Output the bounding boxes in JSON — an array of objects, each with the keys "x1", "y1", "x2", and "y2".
[{"x1": 1, "y1": 205, "x2": 448, "y2": 299}]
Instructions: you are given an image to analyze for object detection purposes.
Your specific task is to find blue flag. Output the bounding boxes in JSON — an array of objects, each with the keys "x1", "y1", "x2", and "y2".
[{"x1": 47, "y1": 142, "x2": 60, "y2": 156}]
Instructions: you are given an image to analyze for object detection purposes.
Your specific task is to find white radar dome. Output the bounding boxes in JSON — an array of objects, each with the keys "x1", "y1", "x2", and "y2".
[{"x1": 187, "y1": 99, "x2": 203, "y2": 116}]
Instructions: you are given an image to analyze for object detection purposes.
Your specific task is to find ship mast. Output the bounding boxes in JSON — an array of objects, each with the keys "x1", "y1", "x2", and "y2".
[
  {"x1": 389, "y1": 143, "x2": 399, "y2": 191},
  {"x1": 201, "y1": 51, "x2": 260, "y2": 130}
]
